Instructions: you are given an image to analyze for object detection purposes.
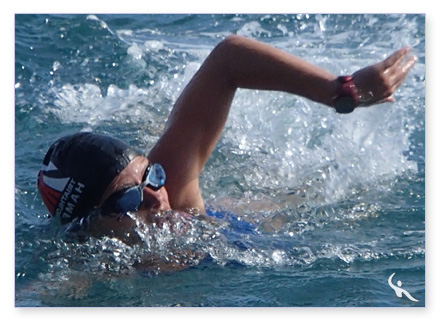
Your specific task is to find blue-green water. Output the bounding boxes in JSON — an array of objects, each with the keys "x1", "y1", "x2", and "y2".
[{"x1": 15, "y1": 14, "x2": 425, "y2": 307}]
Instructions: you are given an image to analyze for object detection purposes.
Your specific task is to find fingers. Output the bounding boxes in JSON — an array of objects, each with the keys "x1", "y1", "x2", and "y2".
[
  {"x1": 382, "y1": 46, "x2": 411, "y2": 70},
  {"x1": 393, "y1": 48, "x2": 413, "y2": 70},
  {"x1": 400, "y1": 55, "x2": 418, "y2": 75},
  {"x1": 379, "y1": 47, "x2": 417, "y2": 99},
  {"x1": 352, "y1": 47, "x2": 417, "y2": 108},
  {"x1": 389, "y1": 54, "x2": 417, "y2": 92},
  {"x1": 362, "y1": 95, "x2": 394, "y2": 107},
  {"x1": 381, "y1": 96, "x2": 395, "y2": 104},
  {"x1": 385, "y1": 47, "x2": 417, "y2": 81}
]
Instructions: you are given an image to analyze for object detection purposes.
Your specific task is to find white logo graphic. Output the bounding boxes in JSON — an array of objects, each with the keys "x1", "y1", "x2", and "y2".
[{"x1": 388, "y1": 273, "x2": 418, "y2": 302}]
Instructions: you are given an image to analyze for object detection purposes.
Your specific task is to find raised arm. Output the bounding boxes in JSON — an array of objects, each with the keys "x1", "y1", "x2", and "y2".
[{"x1": 147, "y1": 35, "x2": 416, "y2": 211}]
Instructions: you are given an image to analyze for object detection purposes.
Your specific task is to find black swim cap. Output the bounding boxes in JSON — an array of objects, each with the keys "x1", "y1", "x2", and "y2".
[{"x1": 37, "y1": 132, "x2": 140, "y2": 224}]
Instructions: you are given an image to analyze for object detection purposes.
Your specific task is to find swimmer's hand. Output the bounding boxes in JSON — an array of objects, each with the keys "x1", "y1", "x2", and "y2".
[{"x1": 352, "y1": 47, "x2": 417, "y2": 106}]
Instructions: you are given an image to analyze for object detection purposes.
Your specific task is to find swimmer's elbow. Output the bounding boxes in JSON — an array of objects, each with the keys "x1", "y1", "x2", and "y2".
[
  {"x1": 220, "y1": 34, "x2": 246, "y2": 47},
  {"x1": 215, "y1": 35, "x2": 250, "y2": 60},
  {"x1": 209, "y1": 35, "x2": 249, "y2": 88}
]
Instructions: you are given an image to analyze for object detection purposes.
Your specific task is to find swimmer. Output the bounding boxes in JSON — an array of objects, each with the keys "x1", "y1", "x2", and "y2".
[{"x1": 37, "y1": 35, "x2": 417, "y2": 240}]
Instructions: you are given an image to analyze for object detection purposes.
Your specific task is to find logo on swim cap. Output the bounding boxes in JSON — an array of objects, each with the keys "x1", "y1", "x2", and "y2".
[
  {"x1": 37, "y1": 132, "x2": 140, "y2": 224},
  {"x1": 38, "y1": 161, "x2": 85, "y2": 221}
]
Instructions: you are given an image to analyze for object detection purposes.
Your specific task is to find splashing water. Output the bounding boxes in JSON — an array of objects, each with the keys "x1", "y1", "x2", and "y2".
[{"x1": 15, "y1": 14, "x2": 425, "y2": 307}]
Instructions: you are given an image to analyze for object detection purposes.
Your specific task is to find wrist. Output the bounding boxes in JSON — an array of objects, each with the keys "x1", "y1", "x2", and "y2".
[{"x1": 332, "y1": 76, "x2": 360, "y2": 114}]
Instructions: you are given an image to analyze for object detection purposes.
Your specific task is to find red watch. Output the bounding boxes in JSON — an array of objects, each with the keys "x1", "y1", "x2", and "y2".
[{"x1": 333, "y1": 76, "x2": 360, "y2": 114}]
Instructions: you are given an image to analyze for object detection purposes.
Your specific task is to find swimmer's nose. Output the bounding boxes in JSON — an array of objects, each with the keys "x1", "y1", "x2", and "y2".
[
  {"x1": 139, "y1": 186, "x2": 169, "y2": 211},
  {"x1": 140, "y1": 187, "x2": 161, "y2": 210}
]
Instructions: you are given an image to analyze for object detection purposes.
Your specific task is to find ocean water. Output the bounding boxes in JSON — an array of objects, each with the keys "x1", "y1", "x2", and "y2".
[{"x1": 14, "y1": 14, "x2": 425, "y2": 307}]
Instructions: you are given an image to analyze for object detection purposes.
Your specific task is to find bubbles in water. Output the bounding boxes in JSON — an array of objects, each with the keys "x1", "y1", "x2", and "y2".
[
  {"x1": 18, "y1": 14, "x2": 424, "y2": 284},
  {"x1": 237, "y1": 21, "x2": 272, "y2": 38}
]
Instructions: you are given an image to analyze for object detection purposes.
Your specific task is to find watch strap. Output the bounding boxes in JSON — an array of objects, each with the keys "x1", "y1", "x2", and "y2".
[{"x1": 333, "y1": 76, "x2": 360, "y2": 113}]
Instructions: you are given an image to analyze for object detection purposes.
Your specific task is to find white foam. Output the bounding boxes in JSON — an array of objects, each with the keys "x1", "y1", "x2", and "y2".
[
  {"x1": 47, "y1": 83, "x2": 157, "y2": 126},
  {"x1": 44, "y1": 16, "x2": 422, "y2": 208}
]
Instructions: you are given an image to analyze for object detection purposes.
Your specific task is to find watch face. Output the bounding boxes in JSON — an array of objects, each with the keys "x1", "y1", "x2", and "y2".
[{"x1": 335, "y1": 96, "x2": 355, "y2": 114}]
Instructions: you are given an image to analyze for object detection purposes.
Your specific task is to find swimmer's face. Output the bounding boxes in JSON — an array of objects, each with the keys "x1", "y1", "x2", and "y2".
[
  {"x1": 88, "y1": 156, "x2": 171, "y2": 241},
  {"x1": 99, "y1": 156, "x2": 171, "y2": 213}
]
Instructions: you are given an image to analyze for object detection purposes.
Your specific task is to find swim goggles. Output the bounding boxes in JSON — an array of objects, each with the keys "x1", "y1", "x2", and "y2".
[{"x1": 99, "y1": 163, "x2": 166, "y2": 217}]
